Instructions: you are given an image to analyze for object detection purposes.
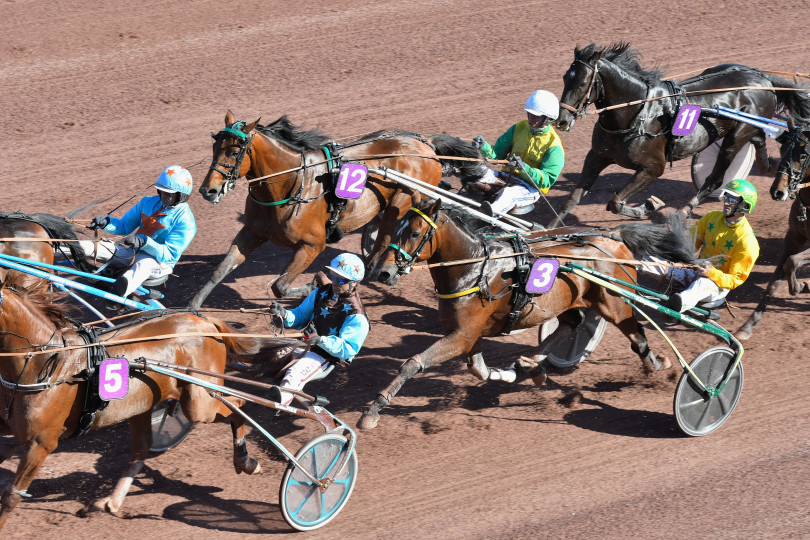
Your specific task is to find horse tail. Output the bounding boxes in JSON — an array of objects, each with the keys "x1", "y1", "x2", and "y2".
[
  {"x1": 764, "y1": 73, "x2": 810, "y2": 123},
  {"x1": 429, "y1": 133, "x2": 488, "y2": 184},
  {"x1": 616, "y1": 213, "x2": 695, "y2": 264},
  {"x1": 209, "y1": 317, "x2": 262, "y2": 356},
  {"x1": 31, "y1": 213, "x2": 93, "y2": 272}
]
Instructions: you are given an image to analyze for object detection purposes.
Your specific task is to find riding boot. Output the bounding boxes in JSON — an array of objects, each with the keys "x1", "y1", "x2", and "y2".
[{"x1": 106, "y1": 276, "x2": 130, "y2": 311}]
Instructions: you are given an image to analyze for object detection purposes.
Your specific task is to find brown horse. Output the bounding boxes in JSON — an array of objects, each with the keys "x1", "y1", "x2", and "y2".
[
  {"x1": 736, "y1": 123, "x2": 810, "y2": 339},
  {"x1": 0, "y1": 283, "x2": 274, "y2": 531},
  {"x1": 359, "y1": 199, "x2": 695, "y2": 429},
  {"x1": 0, "y1": 211, "x2": 90, "y2": 289},
  {"x1": 190, "y1": 111, "x2": 484, "y2": 306}
]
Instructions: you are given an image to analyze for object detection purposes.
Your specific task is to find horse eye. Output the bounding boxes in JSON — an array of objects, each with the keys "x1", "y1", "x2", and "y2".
[
  {"x1": 410, "y1": 229, "x2": 421, "y2": 239},
  {"x1": 229, "y1": 150, "x2": 240, "y2": 158}
]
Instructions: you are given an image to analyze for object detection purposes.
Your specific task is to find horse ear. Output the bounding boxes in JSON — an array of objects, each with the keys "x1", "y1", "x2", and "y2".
[
  {"x1": 225, "y1": 110, "x2": 235, "y2": 126},
  {"x1": 244, "y1": 118, "x2": 261, "y2": 133},
  {"x1": 429, "y1": 198, "x2": 442, "y2": 214}
]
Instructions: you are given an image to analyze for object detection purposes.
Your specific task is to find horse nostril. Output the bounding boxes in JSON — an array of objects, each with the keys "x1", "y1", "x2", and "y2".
[{"x1": 378, "y1": 271, "x2": 391, "y2": 283}]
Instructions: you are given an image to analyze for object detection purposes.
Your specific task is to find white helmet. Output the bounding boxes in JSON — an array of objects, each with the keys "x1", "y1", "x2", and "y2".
[{"x1": 524, "y1": 90, "x2": 560, "y2": 121}]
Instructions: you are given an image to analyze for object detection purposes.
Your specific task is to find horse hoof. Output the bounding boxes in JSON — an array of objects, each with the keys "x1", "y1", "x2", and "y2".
[
  {"x1": 734, "y1": 328, "x2": 752, "y2": 341},
  {"x1": 357, "y1": 412, "x2": 379, "y2": 431},
  {"x1": 234, "y1": 457, "x2": 262, "y2": 475},
  {"x1": 529, "y1": 364, "x2": 547, "y2": 386}
]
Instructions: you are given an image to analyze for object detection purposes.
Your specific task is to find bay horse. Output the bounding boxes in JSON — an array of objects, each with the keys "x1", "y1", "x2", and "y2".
[
  {"x1": 551, "y1": 42, "x2": 810, "y2": 226},
  {"x1": 0, "y1": 282, "x2": 278, "y2": 530},
  {"x1": 0, "y1": 211, "x2": 91, "y2": 289},
  {"x1": 359, "y1": 199, "x2": 695, "y2": 430},
  {"x1": 190, "y1": 111, "x2": 484, "y2": 307},
  {"x1": 736, "y1": 122, "x2": 810, "y2": 339}
]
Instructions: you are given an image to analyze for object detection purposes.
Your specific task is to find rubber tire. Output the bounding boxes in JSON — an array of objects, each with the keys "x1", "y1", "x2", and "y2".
[
  {"x1": 149, "y1": 400, "x2": 194, "y2": 453},
  {"x1": 279, "y1": 433, "x2": 358, "y2": 532},
  {"x1": 674, "y1": 346, "x2": 743, "y2": 437},
  {"x1": 538, "y1": 308, "x2": 607, "y2": 369}
]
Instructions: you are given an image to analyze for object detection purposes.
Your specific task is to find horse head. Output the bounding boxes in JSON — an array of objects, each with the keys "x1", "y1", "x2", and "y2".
[
  {"x1": 199, "y1": 110, "x2": 260, "y2": 203},
  {"x1": 374, "y1": 198, "x2": 442, "y2": 286},
  {"x1": 556, "y1": 44, "x2": 606, "y2": 132},
  {"x1": 770, "y1": 118, "x2": 810, "y2": 201}
]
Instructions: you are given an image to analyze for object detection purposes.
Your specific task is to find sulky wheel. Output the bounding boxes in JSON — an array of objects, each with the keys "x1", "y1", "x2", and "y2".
[
  {"x1": 538, "y1": 308, "x2": 607, "y2": 369},
  {"x1": 691, "y1": 139, "x2": 755, "y2": 198},
  {"x1": 674, "y1": 346, "x2": 743, "y2": 437},
  {"x1": 149, "y1": 399, "x2": 194, "y2": 453},
  {"x1": 279, "y1": 433, "x2": 358, "y2": 531}
]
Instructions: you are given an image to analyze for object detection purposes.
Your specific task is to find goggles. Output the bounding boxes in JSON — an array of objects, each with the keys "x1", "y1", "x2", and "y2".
[
  {"x1": 331, "y1": 275, "x2": 351, "y2": 285},
  {"x1": 722, "y1": 193, "x2": 742, "y2": 205}
]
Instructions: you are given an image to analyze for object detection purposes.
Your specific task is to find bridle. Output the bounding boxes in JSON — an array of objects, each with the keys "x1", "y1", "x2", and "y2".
[
  {"x1": 209, "y1": 121, "x2": 254, "y2": 196},
  {"x1": 777, "y1": 126, "x2": 810, "y2": 198},
  {"x1": 388, "y1": 206, "x2": 441, "y2": 276},
  {"x1": 559, "y1": 59, "x2": 602, "y2": 118}
]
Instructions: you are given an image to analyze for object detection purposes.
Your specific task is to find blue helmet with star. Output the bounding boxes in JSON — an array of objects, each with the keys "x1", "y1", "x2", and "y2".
[
  {"x1": 326, "y1": 252, "x2": 365, "y2": 282},
  {"x1": 155, "y1": 165, "x2": 193, "y2": 196}
]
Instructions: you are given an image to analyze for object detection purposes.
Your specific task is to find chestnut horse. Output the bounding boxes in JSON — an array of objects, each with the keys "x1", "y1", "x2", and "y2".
[
  {"x1": 0, "y1": 283, "x2": 273, "y2": 531},
  {"x1": 736, "y1": 122, "x2": 810, "y2": 339},
  {"x1": 190, "y1": 111, "x2": 484, "y2": 306},
  {"x1": 552, "y1": 42, "x2": 810, "y2": 225},
  {"x1": 0, "y1": 211, "x2": 90, "y2": 289},
  {"x1": 359, "y1": 199, "x2": 695, "y2": 430}
]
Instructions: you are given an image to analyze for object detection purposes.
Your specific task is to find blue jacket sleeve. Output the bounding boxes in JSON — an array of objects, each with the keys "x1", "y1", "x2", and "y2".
[
  {"x1": 140, "y1": 208, "x2": 197, "y2": 265},
  {"x1": 104, "y1": 199, "x2": 148, "y2": 236},
  {"x1": 316, "y1": 314, "x2": 370, "y2": 363},
  {"x1": 283, "y1": 291, "x2": 317, "y2": 329}
]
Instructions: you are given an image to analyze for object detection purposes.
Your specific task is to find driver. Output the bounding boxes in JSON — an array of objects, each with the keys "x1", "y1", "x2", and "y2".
[
  {"x1": 267, "y1": 252, "x2": 370, "y2": 406},
  {"x1": 644, "y1": 179, "x2": 760, "y2": 313},
  {"x1": 468, "y1": 89, "x2": 565, "y2": 217},
  {"x1": 89, "y1": 165, "x2": 197, "y2": 300}
]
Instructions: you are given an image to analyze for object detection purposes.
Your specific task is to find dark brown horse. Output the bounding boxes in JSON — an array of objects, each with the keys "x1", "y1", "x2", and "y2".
[
  {"x1": 552, "y1": 42, "x2": 810, "y2": 225},
  {"x1": 359, "y1": 199, "x2": 695, "y2": 430},
  {"x1": 0, "y1": 283, "x2": 273, "y2": 531},
  {"x1": 0, "y1": 211, "x2": 90, "y2": 289},
  {"x1": 736, "y1": 123, "x2": 810, "y2": 339},
  {"x1": 190, "y1": 111, "x2": 484, "y2": 306}
]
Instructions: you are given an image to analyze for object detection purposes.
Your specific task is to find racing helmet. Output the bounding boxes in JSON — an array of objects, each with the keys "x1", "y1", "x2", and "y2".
[
  {"x1": 723, "y1": 178, "x2": 758, "y2": 214},
  {"x1": 154, "y1": 165, "x2": 193, "y2": 196},
  {"x1": 325, "y1": 253, "x2": 365, "y2": 282},
  {"x1": 524, "y1": 90, "x2": 560, "y2": 121}
]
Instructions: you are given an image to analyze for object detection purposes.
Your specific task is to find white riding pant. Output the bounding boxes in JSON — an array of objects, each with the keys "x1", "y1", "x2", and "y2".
[
  {"x1": 479, "y1": 169, "x2": 540, "y2": 215},
  {"x1": 639, "y1": 255, "x2": 729, "y2": 312},
  {"x1": 278, "y1": 349, "x2": 335, "y2": 406},
  {"x1": 78, "y1": 241, "x2": 171, "y2": 297}
]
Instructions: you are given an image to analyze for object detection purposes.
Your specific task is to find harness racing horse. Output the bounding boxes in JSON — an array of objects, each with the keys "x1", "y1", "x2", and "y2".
[
  {"x1": 0, "y1": 282, "x2": 275, "y2": 530},
  {"x1": 736, "y1": 122, "x2": 810, "y2": 339},
  {"x1": 551, "y1": 42, "x2": 810, "y2": 225},
  {"x1": 359, "y1": 199, "x2": 695, "y2": 430},
  {"x1": 0, "y1": 211, "x2": 91, "y2": 289},
  {"x1": 190, "y1": 111, "x2": 484, "y2": 306}
]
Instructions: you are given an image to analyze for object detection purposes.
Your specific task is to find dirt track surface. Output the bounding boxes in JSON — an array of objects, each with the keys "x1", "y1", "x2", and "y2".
[{"x1": 2, "y1": 1, "x2": 810, "y2": 538}]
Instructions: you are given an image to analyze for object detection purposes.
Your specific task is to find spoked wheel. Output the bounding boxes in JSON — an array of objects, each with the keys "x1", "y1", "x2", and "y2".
[
  {"x1": 674, "y1": 346, "x2": 743, "y2": 437},
  {"x1": 360, "y1": 214, "x2": 382, "y2": 260},
  {"x1": 279, "y1": 433, "x2": 358, "y2": 531},
  {"x1": 538, "y1": 308, "x2": 607, "y2": 369},
  {"x1": 149, "y1": 399, "x2": 194, "y2": 453}
]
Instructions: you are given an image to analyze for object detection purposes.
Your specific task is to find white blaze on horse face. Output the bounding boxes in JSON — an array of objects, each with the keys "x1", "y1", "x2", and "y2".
[{"x1": 395, "y1": 218, "x2": 409, "y2": 239}]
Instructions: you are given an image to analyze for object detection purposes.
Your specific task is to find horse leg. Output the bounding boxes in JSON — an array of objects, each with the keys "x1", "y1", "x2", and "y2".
[
  {"x1": 548, "y1": 151, "x2": 612, "y2": 228},
  {"x1": 0, "y1": 433, "x2": 59, "y2": 532},
  {"x1": 785, "y1": 244, "x2": 810, "y2": 296},
  {"x1": 611, "y1": 314, "x2": 671, "y2": 372},
  {"x1": 188, "y1": 226, "x2": 265, "y2": 309},
  {"x1": 607, "y1": 166, "x2": 664, "y2": 219},
  {"x1": 94, "y1": 411, "x2": 152, "y2": 514},
  {"x1": 358, "y1": 329, "x2": 481, "y2": 430},
  {"x1": 466, "y1": 342, "x2": 517, "y2": 383},
  {"x1": 750, "y1": 132, "x2": 775, "y2": 174},
  {"x1": 271, "y1": 240, "x2": 326, "y2": 298},
  {"x1": 231, "y1": 418, "x2": 261, "y2": 475}
]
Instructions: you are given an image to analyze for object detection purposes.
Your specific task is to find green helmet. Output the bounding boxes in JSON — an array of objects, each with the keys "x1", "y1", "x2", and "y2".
[{"x1": 723, "y1": 178, "x2": 757, "y2": 214}]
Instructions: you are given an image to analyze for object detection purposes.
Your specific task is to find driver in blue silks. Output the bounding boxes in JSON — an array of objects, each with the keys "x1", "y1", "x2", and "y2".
[
  {"x1": 89, "y1": 165, "x2": 197, "y2": 300},
  {"x1": 267, "y1": 252, "x2": 370, "y2": 406}
]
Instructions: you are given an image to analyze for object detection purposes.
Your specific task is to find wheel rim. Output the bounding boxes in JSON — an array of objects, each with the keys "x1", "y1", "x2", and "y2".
[
  {"x1": 540, "y1": 309, "x2": 607, "y2": 368},
  {"x1": 149, "y1": 400, "x2": 194, "y2": 453},
  {"x1": 674, "y1": 347, "x2": 743, "y2": 437}
]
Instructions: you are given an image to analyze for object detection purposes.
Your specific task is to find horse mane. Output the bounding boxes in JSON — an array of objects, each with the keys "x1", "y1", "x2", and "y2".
[
  {"x1": 576, "y1": 42, "x2": 665, "y2": 85},
  {"x1": 4, "y1": 282, "x2": 72, "y2": 327},
  {"x1": 256, "y1": 115, "x2": 332, "y2": 151}
]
